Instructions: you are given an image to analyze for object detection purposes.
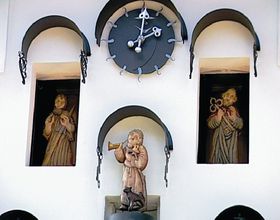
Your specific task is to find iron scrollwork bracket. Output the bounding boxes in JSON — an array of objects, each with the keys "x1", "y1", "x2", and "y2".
[
  {"x1": 189, "y1": 46, "x2": 194, "y2": 79},
  {"x1": 80, "y1": 50, "x2": 88, "y2": 84},
  {"x1": 96, "y1": 146, "x2": 103, "y2": 188},
  {"x1": 253, "y1": 43, "x2": 258, "y2": 77},
  {"x1": 18, "y1": 51, "x2": 27, "y2": 84},
  {"x1": 164, "y1": 146, "x2": 171, "y2": 187}
]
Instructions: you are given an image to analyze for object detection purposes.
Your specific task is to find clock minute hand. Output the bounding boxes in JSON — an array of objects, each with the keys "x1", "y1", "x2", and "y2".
[
  {"x1": 135, "y1": 8, "x2": 150, "y2": 53},
  {"x1": 138, "y1": 8, "x2": 149, "y2": 36}
]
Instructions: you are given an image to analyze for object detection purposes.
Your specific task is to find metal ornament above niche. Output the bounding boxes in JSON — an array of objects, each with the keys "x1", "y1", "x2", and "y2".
[
  {"x1": 96, "y1": 105, "x2": 173, "y2": 188},
  {"x1": 18, "y1": 15, "x2": 91, "y2": 85},
  {"x1": 0, "y1": 210, "x2": 38, "y2": 220},
  {"x1": 189, "y1": 8, "x2": 261, "y2": 79},
  {"x1": 95, "y1": 0, "x2": 188, "y2": 79},
  {"x1": 215, "y1": 205, "x2": 265, "y2": 220}
]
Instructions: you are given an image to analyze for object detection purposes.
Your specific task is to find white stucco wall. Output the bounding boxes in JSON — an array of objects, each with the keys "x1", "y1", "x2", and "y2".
[
  {"x1": 0, "y1": 0, "x2": 9, "y2": 72},
  {"x1": 0, "y1": 0, "x2": 279, "y2": 219}
]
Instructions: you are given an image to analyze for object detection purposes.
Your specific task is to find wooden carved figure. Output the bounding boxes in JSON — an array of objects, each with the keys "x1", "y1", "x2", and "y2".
[
  {"x1": 207, "y1": 88, "x2": 243, "y2": 163},
  {"x1": 108, "y1": 129, "x2": 148, "y2": 211},
  {"x1": 42, "y1": 94, "x2": 76, "y2": 166}
]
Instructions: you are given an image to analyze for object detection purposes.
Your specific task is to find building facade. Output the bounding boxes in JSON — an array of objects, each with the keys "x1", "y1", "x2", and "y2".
[{"x1": 0, "y1": 0, "x2": 279, "y2": 219}]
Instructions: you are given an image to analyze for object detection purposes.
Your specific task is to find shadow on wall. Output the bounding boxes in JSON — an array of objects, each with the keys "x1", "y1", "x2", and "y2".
[{"x1": 0, "y1": 210, "x2": 38, "y2": 220}]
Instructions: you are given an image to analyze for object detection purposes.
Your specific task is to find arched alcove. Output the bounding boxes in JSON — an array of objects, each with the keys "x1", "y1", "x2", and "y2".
[
  {"x1": 189, "y1": 8, "x2": 260, "y2": 78},
  {"x1": 215, "y1": 205, "x2": 265, "y2": 220},
  {"x1": 96, "y1": 105, "x2": 173, "y2": 188},
  {"x1": 0, "y1": 210, "x2": 38, "y2": 220},
  {"x1": 18, "y1": 15, "x2": 91, "y2": 84}
]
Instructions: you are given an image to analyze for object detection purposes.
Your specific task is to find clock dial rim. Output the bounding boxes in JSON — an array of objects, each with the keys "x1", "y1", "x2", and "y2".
[{"x1": 108, "y1": 8, "x2": 175, "y2": 75}]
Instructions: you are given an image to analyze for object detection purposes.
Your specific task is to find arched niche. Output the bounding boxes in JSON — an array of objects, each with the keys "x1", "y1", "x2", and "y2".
[
  {"x1": 0, "y1": 210, "x2": 38, "y2": 220},
  {"x1": 189, "y1": 8, "x2": 260, "y2": 79},
  {"x1": 96, "y1": 105, "x2": 173, "y2": 188},
  {"x1": 215, "y1": 205, "x2": 265, "y2": 220},
  {"x1": 95, "y1": 0, "x2": 188, "y2": 46},
  {"x1": 18, "y1": 15, "x2": 91, "y2": 84}
]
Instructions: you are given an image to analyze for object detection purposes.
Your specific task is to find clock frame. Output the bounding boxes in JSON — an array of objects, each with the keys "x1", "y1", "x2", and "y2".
[{"x1": 107, "y1": 8, "x2": 175, "y2": 75}]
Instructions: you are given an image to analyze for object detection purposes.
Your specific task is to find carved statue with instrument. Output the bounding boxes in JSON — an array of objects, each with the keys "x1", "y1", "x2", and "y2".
[
  {"x1": 42, "y1": 94, "x2": 76, "y2": 166},
  {"x1": 207, "y1": 88, "x2": 243, "y2": 163},
  {"x1": 108, "y1": 129, "x2": 148, "y2": 211}
]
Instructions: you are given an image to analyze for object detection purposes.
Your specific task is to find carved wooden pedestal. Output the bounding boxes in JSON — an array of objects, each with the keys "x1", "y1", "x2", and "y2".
[{"x1": 109, "y1": 212, "x2": 153, "y2": 220}]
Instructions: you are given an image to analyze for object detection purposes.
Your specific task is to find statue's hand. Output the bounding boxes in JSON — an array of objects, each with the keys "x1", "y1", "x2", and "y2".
[
  {"x1": 228, "y1": 106, "x2": 237, "y2": 121},
  {"x1": 60, "y1": 114, "x2": 75, "y2": 133},
  {"x1": 45, "y1": 114, "x2": 54, "y2": 125},
  {"x1": 60, "y1": 114, "x2": 70, "y2": 127},
  {"x1": 217, "y1": 108, "x2": 224, "y2": 121},
  {"x1": 44, "y1": 114, "x2": 55, "y2": 136}
]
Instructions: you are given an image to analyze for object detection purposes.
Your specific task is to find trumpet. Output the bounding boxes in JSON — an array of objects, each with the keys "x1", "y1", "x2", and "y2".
[{"x1": 108, "y1": 141, "x2": 122, "y2": 151}]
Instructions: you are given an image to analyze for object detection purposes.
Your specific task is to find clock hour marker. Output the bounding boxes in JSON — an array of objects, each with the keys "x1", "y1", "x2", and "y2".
[
  {"x1": 120, "y1": 65, "x2": 127, "y2": 75},
  {"x1": 101, "y1": 39, "x2": 114, "y2": 44},
  {"x1": 168, "y1": 38, "x2": 182, "y2": 43},
  {"x1": 107, "y1": 21, "x2": 117, "y2": 28},
  {"x1": 137, "y1": 67, "x2": 142, "y2": 82},
  {"x1": 137, "y1": 67, "x2": 142, "y2": 75},
  {"x1": 123, "y1": 7, "x2": 128, "y2": 17},
  {"x1": 156, "y1": 7, "x2": 163, "y2": 17},
  {"x1": 106, "y1": 54, "x2": 116, "y2": 61},
  {"x1": 167, "y1": 20, "x2": 177, "y2": 27},
  {"x1": 165, "y1": 54, "x2": 175, "y2": 61},
  {"x1": 154, "y1": 65, "x2": 161, "y2": 75}
]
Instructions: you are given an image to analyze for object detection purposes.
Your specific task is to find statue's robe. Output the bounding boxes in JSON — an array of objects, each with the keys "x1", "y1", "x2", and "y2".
[
  {"x1": 208, "y1": 107, "x2": 243, "y2": 163},
  {"x1": 42, "y1": 110, "x2": 75, "y2": 166}
]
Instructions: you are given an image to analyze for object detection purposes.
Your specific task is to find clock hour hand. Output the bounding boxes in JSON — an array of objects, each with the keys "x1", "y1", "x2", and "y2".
[
  {"x1": 143, "y1": 27, "x2": 162, "y2": 39},
  {"x1": 127, "y1": 27, "x2": 162, "y2": 53}
]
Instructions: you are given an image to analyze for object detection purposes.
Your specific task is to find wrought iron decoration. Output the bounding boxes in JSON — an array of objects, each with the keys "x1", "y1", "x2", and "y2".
[
  {"x1": 18, "y1": 15, "x2": 91, "y2": 84},
  {"x1": 189, "y1": 8, "x2": 260, "y2": 79},
  {"x1": 18, "y1": 51, "x2": 27, "y2": 84}
]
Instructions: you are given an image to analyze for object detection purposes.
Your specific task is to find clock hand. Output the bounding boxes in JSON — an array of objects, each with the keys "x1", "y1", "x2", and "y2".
[
  {"x1": 135, "y1": 27, "x2": 161, "y2": 53},
  {"x1": 138, "y1": 8, "x2": 150, "y2": 36},
  {"x1": 134, "y1": 8, "x2": 151, "y2": 53},
  {"x1": 127, "y1": 27, "x2": 162, "y2": 51},
  {"x1": 135, "y1": 26, "x2": 152, "y2": 34},
  {"x1": 143, "y1": 27, "x2": 162, "y2": 39},
  {"x1": 127, "y1": 26, "x2": 152, "y2": 48}
]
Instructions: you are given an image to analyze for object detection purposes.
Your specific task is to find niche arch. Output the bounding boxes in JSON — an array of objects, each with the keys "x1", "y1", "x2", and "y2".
[
  {"x1": 18, "y1": 15, "x2": 91, "y2": 84},
  {"x1": 189, "y1": 8, "x2": 260, "y2": 79},
  {"x1": 0, "y1": 210, "x2": 38, "y2": 220},
  {"x1": 96, "y1": 105, "x2": 173, "y2": 188},
  {"x1": 215, "y1": 205, "x2": 265, "y2": 220}
]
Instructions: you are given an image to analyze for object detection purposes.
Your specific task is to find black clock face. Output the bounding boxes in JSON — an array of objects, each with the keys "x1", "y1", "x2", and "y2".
[{"x1": 108, "y1": 8, "x2": 175, "y2": 75}]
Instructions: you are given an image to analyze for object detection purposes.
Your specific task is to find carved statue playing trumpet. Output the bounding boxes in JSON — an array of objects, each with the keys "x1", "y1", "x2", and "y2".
[{"x1": 108, "y1": 129, "x2": 148, "y2": 211}]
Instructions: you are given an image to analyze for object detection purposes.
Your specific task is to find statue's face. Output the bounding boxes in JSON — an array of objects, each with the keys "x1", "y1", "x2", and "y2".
[
  {"x1": 128, "y1": 132, "x2": 143, "y2": 148},
  {"x1": 54, "y1": 95, "x2": 66, "y2": 109},
  {"x1": 222, "y1": 89, "x2": 237, "y2": 107}
]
